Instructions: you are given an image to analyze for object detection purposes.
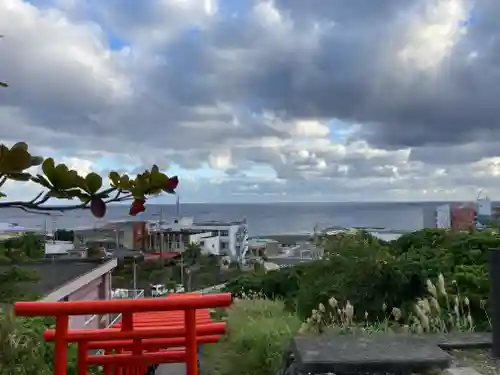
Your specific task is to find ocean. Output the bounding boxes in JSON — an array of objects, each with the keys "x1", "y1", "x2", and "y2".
[{"x1": 0, "y1": 202, "x2": 449, "y2": 237}]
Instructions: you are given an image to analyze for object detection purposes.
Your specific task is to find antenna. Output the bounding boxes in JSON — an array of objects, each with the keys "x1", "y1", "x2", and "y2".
[
  {"x1": 477, "y1": 189, "x2": 489, "y2": 201},
  {"x1": 176, "y1": 194, "x2": 180, "y2": 218}
]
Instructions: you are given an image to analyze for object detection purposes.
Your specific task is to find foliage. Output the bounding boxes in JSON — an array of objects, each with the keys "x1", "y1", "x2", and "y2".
[
  {"x1": 0, "y1": 141, "x2": 178, "y2": 217},
  {"x1": 202, "y1": 296, "x2": 301, "y2": 375},
  {"x1": 301, "y1": 274, "x2": 490, "y2": 335},
  {"x1": 0, "y1": 233, "x2": 44, "y2": 260},
  {"x1": 54, "y1": 229, "x2": 74, "y2": 241},
  {"x1": 206, "y1": 275, "x2": 493, "y2": 375},
  {"x1": 0, "y1": 309, "x2": 98, "y2": 375},
  {"x1": 0, "y1": 267, "x2": 40, "y2": 303},
  {"x1": 0, "y1": 233, "x2": 44, "y2": 304},
  {"x1": 225, "y1": 229, "x2": 499, "y2": 325},
  {"x1": 184, "y1": 243, "x2": 202, "y2": 266},
  {"x1": 113, "y1": 256, "x2": 243, "y2": 292},
  {"x1": 0, "y1": 141, "x2": 181, "y2": 373}
]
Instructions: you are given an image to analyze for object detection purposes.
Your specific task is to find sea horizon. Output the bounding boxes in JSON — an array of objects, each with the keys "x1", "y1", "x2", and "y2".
[{"x1": 0, "y1": 201, "x2": 470, "y2": 236}]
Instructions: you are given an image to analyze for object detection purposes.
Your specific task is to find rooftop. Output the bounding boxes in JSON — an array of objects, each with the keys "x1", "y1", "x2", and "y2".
[
  {"x1": 1, "y1": 258, "x2": 112, "y2": 298},
  {"x1": 266, "y1": 256, "x2": 315, "y2": 266},
  {"x1": 193, "y1": 220, "x2": 246, "y2": 227},
  {"x1": 149, "y1": 227, "x2": 211, "y2": 234},
  {"x1": 143, "y1": 251, "x2": 182, "y2": 261},
  {"x1": 109, "y1": 247, "x2": 144, "y2": 260}
]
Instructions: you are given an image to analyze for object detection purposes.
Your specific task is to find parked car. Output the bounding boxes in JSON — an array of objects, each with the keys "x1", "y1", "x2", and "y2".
[
  {"x1": 150, "y1": 284, "x2": 185, "y2": 297},
  {"x1": 112, "y1": 288, "x2": 130, "y2": 299}
]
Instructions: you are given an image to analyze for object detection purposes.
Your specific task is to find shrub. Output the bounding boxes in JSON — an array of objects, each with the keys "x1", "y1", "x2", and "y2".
[
  {"x1": 0, "y1": 309, "x2": 97, "y2": 375},
  {"x1": 300, "y1": 274, "x2": 491, "y2": 335},
  {"x1": 203, "y1": 296, "x2": 301, "y2": 375},
  {"x1": 226, "y1": 229, "x2": 498, "y2": 326}
]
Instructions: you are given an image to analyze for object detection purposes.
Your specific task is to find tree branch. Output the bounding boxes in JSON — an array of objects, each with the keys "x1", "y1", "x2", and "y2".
[{"x1": 0, "y1": 190, "x2": 134, "y2": 214}]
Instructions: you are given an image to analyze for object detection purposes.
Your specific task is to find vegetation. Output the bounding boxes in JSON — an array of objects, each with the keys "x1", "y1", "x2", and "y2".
[
  {"x1": 0, "y1": 141, "x2": 180, "y2": 374},
  {"x1": 203, "y1": 296, "x2": 301, "y2": 375},
  {"x1": 53, "y1": 229, "x2": 74, "y2": 241},
  {"x1": 0, "y1": 141, "x2": 178, "y2": 216},
  {"x1": 207, "y1": 229, "x2": 498, "y2": 375},
  {"x1": 112, "y1": 246, "x2": 243, "y2": 293},
  {"x1": 217, "y1": 229, "x2": 500, "y2": 375},
  {"x1": 225, "y1": 229, "x2": 496, "y2": 326}
]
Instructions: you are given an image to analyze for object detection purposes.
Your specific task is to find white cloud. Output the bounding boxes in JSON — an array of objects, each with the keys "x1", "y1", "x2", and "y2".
[{"x1": 0, "y1": 0, "x2": 499, "y2": 203}]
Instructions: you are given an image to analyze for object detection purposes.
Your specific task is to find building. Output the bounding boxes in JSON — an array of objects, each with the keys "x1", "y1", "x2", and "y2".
[
  {"x1": 72, "y1": 221, "x2": 146, "y2": 251},
  {"x1": 44, "y1": 240, "x2": 75, "y2": 257},
  {"x1": 146, "y1": 217, "x2": 249, "y2": 259},
  {"x1": 2, "y1": 257, "x2": 117, "y2": 329},
  {"x1": 145, "y1": 226, "x2": 220, "y2": 255},
  {"x1": 248, "y1": 238, "x2": 281, "y2": 256},
  {"x1": 431, "y1": 199, "x2": 494, "y2": 231}
]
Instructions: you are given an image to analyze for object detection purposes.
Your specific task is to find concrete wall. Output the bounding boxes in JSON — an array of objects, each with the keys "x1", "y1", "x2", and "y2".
[
  {"x1": 67, "y1": 277, "x2": 103, "y2": 329},
  {"x1": 45, "y1": 241, "x2": 74, "y2": 255},
  {"x1": 41, "y1": 259, "x2": 117, "y2": 329},
  {"x1": 189, "y1": 233, "x2": 220, "y2": 255}
]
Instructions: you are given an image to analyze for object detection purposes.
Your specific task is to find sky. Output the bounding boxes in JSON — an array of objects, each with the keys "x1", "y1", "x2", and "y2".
[{"x1": 1, "y1": 0, "x2": 500, "y2": 203}]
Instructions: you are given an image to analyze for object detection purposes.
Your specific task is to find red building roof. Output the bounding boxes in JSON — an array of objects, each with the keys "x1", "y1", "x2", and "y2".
[{"x1": 143, "y1": 251, "x2": 182, "y2": 260}]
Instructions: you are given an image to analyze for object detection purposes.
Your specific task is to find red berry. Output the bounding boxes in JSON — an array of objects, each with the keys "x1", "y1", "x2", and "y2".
[
  {"x1": 129, "y1": 198, "x2": 146, "y2": 216},
  {"x1": 165, "y1": 176, "x2": 179, "y2": 190},
  {"x1": 90, "y1": 197, "x2": 106, "y2": 218}
]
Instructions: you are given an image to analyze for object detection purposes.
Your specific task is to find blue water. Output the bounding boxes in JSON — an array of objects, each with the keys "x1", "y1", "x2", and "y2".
[{"x1": 0, "y1": 202, "x2": 449, "y2": 236}]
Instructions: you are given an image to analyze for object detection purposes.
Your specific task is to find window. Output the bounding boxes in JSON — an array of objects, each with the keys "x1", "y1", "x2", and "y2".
[
  {"x1": 220, "y1": 230, "x2": 229, "y2": 237},
  {"x1": 200, "y1": 241, "x2": 205, "y2": 246},
  {"x1": 221, "y1": 242, "x2": 228, "y2": 249}
]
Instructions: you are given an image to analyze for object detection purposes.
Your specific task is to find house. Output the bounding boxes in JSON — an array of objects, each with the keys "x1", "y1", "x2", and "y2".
[
  {"x1": 2, "y1": 257, "x2": 117, "y2": 329},
  {"x1": 73, "y1": 221, "x2": 147, "y2": 251},
  {"x1": 248, "y1": 238, "x2": 281, "y2": 256},
  {"x1": 146, "y1": 217, "x2": 249, "y2": 259}
]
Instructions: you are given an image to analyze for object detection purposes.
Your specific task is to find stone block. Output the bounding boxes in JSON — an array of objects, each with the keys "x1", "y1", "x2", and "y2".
[{"x1": 292, "y1": 333, "x2": 452, "y2": 374}]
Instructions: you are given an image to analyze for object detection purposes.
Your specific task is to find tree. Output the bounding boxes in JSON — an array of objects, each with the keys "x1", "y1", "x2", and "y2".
[
  {"x1": 0, "y1": 142, "x2": 179, "y2": 217},
  {"x1": 184, "y1": 243, "x2": 202, "y2": 266}
]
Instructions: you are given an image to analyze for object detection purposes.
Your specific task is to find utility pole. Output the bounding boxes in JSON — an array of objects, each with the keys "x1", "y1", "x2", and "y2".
[
  {"x1": 132, "y1": 258, "x2": 137, "y2": 293},
  {"x1": 159, "y1": 206, "x2": 164, "y2": 266},
  {"x1": 180, "y1": 252, "x2": 185, "y2": 288},
  {"x1": 114, "y1": 229, "x2": 119, "y2": 250}
]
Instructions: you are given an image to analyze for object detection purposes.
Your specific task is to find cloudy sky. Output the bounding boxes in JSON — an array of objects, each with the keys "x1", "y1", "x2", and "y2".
[{"x1": 0, "y1": 0, "x2": 499, "y2": 203}]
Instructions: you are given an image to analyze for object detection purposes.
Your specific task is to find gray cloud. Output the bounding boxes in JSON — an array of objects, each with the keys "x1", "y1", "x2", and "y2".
[{"x1": 2, "y1": 0, "x2": 500, "y2": 202}]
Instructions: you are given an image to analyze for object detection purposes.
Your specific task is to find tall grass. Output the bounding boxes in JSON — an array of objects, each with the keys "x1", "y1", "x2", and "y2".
[
  {"x1": 300, "y1": 274, "x2": 491, "y2": 335},
  {"x1": 203, "y1": 296, "x2": 301, "y2": 375}
]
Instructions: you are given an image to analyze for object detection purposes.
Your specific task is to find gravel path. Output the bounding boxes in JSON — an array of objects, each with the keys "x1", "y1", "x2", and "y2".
[{"x1": 449, "y1": 349, "x2": 500, "y2": 375}]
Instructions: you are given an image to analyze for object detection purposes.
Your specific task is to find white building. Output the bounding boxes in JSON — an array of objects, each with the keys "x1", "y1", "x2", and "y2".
[{"x1": 146, "y1": 216, "x2": 249, "y2": 260}]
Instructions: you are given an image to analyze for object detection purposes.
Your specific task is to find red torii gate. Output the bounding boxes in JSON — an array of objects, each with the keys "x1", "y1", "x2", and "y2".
[{"x1": 14, "y1": 292, "x2": 232, "y2": 375}]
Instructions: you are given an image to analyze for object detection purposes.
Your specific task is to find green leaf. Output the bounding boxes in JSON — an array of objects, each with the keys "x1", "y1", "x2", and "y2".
[
  {"x1": 42, "y1": 158, "x2": 56, "y2": 182},
  {"x1": 77, "y1": 192, "x2": 92, "y2": 203},
  {"x1": 11, "y1": 142, "x2": 28, "y2": 152},
  {"x1": 85, "y1": 172, "x2": 102, "y2": 194},
  {"x1": 7, "y1": 147, "x2": 31, "y2": 172},
  {"x1": 0, "y1": 192, "x2": 6, "y2": 198},
  {"x1": 7, "y1": 173, "x2": 31, "y2": 181},
  {"x1": 109, "y1": 171, "x2": 120, "y2": 186},
  {"x1": 32, "y1": 174, "x2": 53, "y2": 189},
  {"x1": 30, "y1": 156, "x2": 44, "y2": 167},
  {"x1": 0, "y1": 82, "x2": 8, "y2": 88}
]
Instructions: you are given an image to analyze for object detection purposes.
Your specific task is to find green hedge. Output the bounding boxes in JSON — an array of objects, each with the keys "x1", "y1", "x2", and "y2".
[{"x1": 225, "y1": 229, "x2": 499, "y2": 323}]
